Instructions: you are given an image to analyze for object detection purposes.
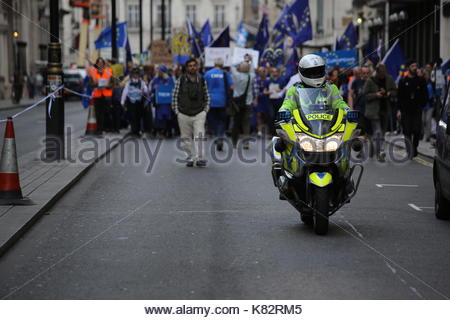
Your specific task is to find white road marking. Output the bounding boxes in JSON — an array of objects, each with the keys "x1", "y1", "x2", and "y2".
[
  {"x1": 385, "y1": 262, "x2": 397, "y2": 274},
  {"x1": 344, "y1": 220, "x2": 364, "y2": 239},
  {"x1": 376, "y1": 184, "x2": 419, "y2": 188},
  {"x1": 386, "y1": 262, "x2": 424, "y2": 299},
  {"x1": 408, "y1": 203, "x2": 422, "y2": 212},
  {"x1": 409, "y1": 286, "x2": 424, "y2": 299},
  {"x1": 176, "y1": 210, "x2": 240, "y2": 213}
]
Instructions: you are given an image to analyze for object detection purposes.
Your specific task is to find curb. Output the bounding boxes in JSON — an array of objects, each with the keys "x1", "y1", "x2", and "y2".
[
  {"x1": 0, "y1": 133, "x2": 130, "y2": 257},
  {"x1": 0, "y1": 101, "x2": 40, "y2": 113},
  {"x1": 385, "y1": 139, "x2": 434, "y2": 161}
]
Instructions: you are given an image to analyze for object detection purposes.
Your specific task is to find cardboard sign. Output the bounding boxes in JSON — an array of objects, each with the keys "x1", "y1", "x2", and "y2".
[
  {"x1": 232, "y1": 48, "x2": 259, "y2": 69},
  {"x1": 111, "y1": 64, "x2": 124, "y2": 78},
  {"x1": 204, "y1": 47, "x2": 231, "y2": 67},
  {"x1": 151, "y1": 40, "x2": 173, "y2": 65}
]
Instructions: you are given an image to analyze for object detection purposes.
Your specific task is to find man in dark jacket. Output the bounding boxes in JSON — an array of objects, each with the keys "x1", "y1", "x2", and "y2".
[
  {"x1": 397, "y1": 60, "x2": 428, "y2": 158},
  {"x1": 363, "y1": 64, "x2": 397, "y2": 161},
  {"x1": 172, "y1": 58, "x2": 210, "y2": 167}
]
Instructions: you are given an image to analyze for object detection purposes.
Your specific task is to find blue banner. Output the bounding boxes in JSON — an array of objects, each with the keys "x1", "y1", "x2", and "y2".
[
  {"x1": 315, "y1": 49, "x2": 357, "y2": 70},
  {"x1": 156, "y1": 84, "x2": 174, "y2": 104}
]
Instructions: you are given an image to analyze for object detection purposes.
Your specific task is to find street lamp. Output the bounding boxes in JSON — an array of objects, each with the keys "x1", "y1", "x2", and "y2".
[{"x1": 46, "y1": 0, "x2": 65, "y2": 161}]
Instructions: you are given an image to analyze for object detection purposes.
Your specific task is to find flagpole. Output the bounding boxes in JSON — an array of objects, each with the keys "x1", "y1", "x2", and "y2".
[
  {"x1": 111, "y1": 0, "x2": 118, "y2": 61},
  {"x1": 150, "y1": 0, "x2": 153, "y2": 44},
  {"x1": 139, "y1": 0, "x2": 143, "y2": 55},
  {"x1": 161, "y1": 0, "x2": 166, "y2": 40}
]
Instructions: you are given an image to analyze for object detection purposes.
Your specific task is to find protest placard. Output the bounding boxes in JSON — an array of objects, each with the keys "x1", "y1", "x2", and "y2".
[
  {"x1": 150, "y1": 40, "x2": 173, "y2": 65},
  {"x1": 232, "y1": 48, "x2": 259, "y2": 68},
  {"x1": 204, "y1": 47, "x2": 231, "y2": 67}
]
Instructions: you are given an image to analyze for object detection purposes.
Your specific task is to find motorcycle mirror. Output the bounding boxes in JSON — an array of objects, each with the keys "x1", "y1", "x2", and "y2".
[
  {"x1": 277, "y1": 110, "x2": 292, "y2": 121},
  {"x1": 347, "y1": 110, "x2": 360, "y2": 122}
]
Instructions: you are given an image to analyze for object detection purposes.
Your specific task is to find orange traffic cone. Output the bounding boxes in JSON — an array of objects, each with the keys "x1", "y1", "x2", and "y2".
[
  {"x1": 0, "y1": 117, "x2": 33, "y2": 205},
  {"x1": 84, "y1": 103, "x2": 98, "y2": 136}
]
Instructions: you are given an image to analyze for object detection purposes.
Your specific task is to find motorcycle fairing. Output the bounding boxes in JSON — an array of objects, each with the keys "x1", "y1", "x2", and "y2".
[{"x1": 309, "y1": 172, "x2": 333, "y2": 187}]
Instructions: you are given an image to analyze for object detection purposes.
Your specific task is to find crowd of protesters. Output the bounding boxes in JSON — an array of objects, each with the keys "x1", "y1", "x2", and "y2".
[{"x1": 84, "y1": 53, "x2": 450, "y2": 165}]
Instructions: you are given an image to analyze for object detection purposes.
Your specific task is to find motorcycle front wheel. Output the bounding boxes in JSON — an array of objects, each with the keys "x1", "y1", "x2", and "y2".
[{"x1": 313, "y1": 187, "x2": 329, "y2": 235}]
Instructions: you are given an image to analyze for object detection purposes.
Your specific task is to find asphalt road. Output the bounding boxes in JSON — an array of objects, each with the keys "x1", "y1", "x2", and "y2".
[
  {"x1": 0, "y1": 99, "x2": 87, "y2": 158},
  {"x1": 0, "y1": 138, "x2": 449, "y2": 299}
]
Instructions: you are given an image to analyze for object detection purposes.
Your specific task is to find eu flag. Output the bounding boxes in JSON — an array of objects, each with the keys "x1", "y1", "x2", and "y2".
[
  {"x1": 273, "y1": 5, "x2": 295, "y2": 37},
  {"x1": 210, "y1": 25, "x2": 230, "y2": 48},
  {"x1": 95, "y1": 22, "x2": 128, "y2": 49},
  {"x1": 336, "y1": 22, "x2": 357, "y2": 51},
  {"x1": 381, "y1": 39, "x2": 406, "y2": 79},
  {"x1": 186, "y1": 19, "x2": 203, "y2": 57},
  {"x1": 283, "y1": 48, "x2": 299, "y2": 85},
  {"x1": 201, "y1": 20, "x2": 213, "y2": 47},
  {"x1": 289, "y1": 0, "x2": 312, "y2": 45},
  {"x1": 253, "y1": 14, "x2": 269, "y2": 55},
  {"x1": 364, "y1": 32, "x2": 380, "y2": 65}
]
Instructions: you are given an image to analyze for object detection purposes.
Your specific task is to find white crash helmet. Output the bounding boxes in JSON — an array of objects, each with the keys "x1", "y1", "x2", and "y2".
[{"x1": 298, "y1": 54, "x2": 326, "y2": 88}]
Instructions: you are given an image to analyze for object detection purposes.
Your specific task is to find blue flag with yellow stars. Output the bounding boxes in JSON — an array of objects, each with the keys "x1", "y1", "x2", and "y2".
[
  {"x1": 336, "y1": 22, "x2": 357, "y2": 51},
  {"x1": 273, "y1": 5, "x2": 295, "y2": 38},
  {"x1": 381, "y1": 39, "x2": 406, "y2": 79},
  {"x1": 201, "y1": 20, "x2": 213, "y2": 47},
  {"x1": 186, "y1": 19, "x2": 203, "y2": 57},
  {"x1": 95, "y1": 22, "x2": 128, "y2": 49},
  {"x1": 254, "y1": 14, "x2": 269, "y2": 55},
  {"x1": 289, "y1": 0, "x2": 312, "y2": 45}
]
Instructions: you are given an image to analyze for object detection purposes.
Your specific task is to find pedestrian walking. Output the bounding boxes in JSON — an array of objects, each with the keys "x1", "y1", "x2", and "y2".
[
  {"x1": 204, "y1": 57, "x2": 233, "y2": 151},
  {"x1": 264, "y1": 67, "x2": 285, "y2": 137},
  {"x1": 230, "y1": 55, "x2": 257, "y2": 149},
  {"x1": 89, "y1": 57, "x2": 114, "y2": 135},
  {"x1": 150, "y1": 65, "x2": 175, "y2": 137},
  {"x1": 363, "y1": 64, "x2": 397, "y2": 161},
  {"x1": 121, "y1": 68, "x2": 148, "y2": 137},
  {"x1": 110, "y1": 81, "x2": 124, "y2": 133},
  {"x1": 255, "y1": 66, "x2": 269, "y2": 138},
  {"x1": 172, "y1": 58, "x2": 210, "y2": 167},
  {"x1": 397, "y1": 60, "x2": 428, "y2": 158},
  {"x1": 422, "y1": 71, "x2": 435, "y2": 142}
]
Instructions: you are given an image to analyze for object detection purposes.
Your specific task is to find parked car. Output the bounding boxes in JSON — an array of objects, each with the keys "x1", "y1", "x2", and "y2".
[
  {"x1": 63, "y1": 68, "x2": 86, "y2": 99},
  {"x1": 434, "y1": 83, "x2": 450, "y2": 219}
]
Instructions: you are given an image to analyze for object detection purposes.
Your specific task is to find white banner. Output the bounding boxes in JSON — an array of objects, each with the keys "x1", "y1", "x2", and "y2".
[
  {"x1": 204, "y1": 47, "x2": 231, "y2": 67},
  {"x1": 0, "y1": 301, "x2": 448, "y2": 319},
  {"x1": 232, "y1": 48, "x2": 259, "y2": 69}
]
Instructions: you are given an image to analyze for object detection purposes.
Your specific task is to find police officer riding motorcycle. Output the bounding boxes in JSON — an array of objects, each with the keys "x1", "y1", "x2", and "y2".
[{"x1": 271, "y1": 54, "x2": 363, "y2": 235}]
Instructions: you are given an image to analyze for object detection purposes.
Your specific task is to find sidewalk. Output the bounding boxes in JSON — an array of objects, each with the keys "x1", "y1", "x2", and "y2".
[
  {"x1": 0, "y1": 97, "x2": 40, "y2": 112},
  {"x1": 385, "y1": 133, "x2": 435, "y2": 159},
  {"x1": 0, "y1": 131, "x2": 128, "y2": 256}
]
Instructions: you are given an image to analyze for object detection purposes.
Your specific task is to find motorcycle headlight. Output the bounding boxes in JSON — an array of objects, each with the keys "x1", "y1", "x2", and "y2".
[{"x1": 296, "y1": 133, "x2": 343, "y2": 152}]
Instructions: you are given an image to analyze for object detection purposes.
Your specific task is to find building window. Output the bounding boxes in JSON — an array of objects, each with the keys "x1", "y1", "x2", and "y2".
[
  {"x1": 186, "y1": 5, "x2": 196, "y2": 25},
  {"x1": 156, "y1": 4, "x2": 170, "y2": 29},
  {"x1": 127, "y1": 4, "x2": 140, "y2": 29},
  {"x1": 316, "y1": 0, "x2": 324, "y2": 34},
  {"x1": 214, "y1": 5, "x2": 225, "y2": 29}
]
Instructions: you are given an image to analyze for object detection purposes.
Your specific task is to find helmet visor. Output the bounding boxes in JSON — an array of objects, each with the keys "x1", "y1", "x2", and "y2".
[{"x1": 300, "y1": 66, "x2": 326, "y2": 79}]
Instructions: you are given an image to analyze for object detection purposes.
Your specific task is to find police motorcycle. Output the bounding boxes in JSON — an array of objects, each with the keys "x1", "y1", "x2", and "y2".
[{"x1": 270, "y1": 87, "x2": 363, "y2": 235}]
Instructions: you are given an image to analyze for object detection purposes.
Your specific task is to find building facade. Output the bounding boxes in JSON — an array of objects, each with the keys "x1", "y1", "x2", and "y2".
[
  {"x1": 0, "y1": 0, "x2": 51, "y2": 96},
  {"x1": 355, "y1": 0, "x2": 450, "y2": 66}
]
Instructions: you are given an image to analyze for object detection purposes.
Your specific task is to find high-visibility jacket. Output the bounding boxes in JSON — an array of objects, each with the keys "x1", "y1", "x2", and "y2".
[{"x1": 90, "y1": 67, "x2": 113, "y2": 98}]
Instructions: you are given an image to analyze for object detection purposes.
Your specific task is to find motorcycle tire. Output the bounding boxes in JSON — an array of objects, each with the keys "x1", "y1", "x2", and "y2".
[
  {"x1": 313, "y1": 187, "x2": 329, "y2": 235},
  {"x1": 300, "y1": 214, "x2": 313, "y2": 226}
]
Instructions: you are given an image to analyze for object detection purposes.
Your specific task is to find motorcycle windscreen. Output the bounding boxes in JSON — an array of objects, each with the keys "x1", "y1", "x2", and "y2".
[{"x1": 294, "y1": 87, "x2": 337, "y2": 137}]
